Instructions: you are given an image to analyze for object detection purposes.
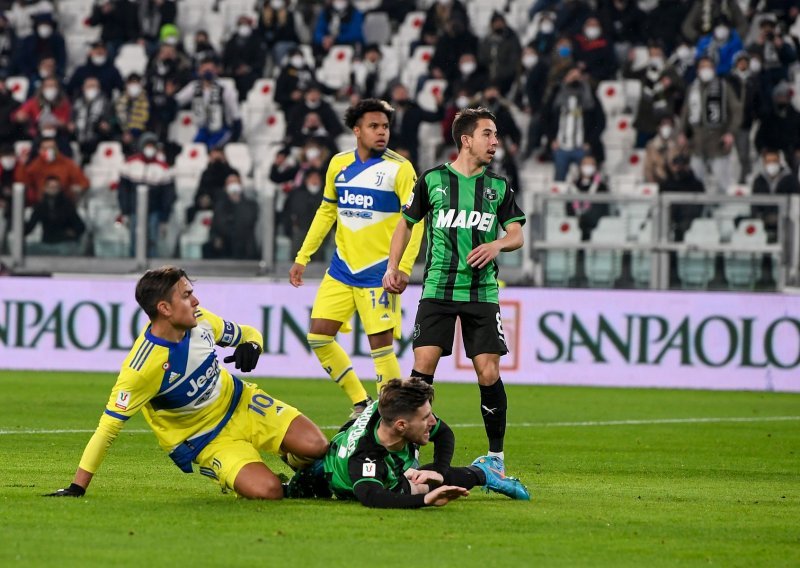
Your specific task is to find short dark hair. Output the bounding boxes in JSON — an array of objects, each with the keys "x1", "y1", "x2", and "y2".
[
  {"x1": 452, "y1": 106, "x2": 497, "y2": 150},
  {"x1": 344, "y1": 98, "x2": 394, "y2": 129},
  {"x1": 378, "y1": 378, "x2": 434, "y2": 423},
  {"x1": 135, "y1": 266, "x2": 191, "y2": 320}
]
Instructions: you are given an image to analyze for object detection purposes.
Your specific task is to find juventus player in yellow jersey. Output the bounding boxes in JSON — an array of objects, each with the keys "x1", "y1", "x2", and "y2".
[
  {"x1": 48, "y1": 267, "x2": 328, "y2": 499},
  {"x1": 290, "y1": 99, "x2": 423, "y2": 417}
]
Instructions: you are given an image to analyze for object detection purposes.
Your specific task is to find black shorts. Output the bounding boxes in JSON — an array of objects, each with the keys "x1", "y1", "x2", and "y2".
[{"x1": 412, "y1": 299, "x2": 508, "y2": 359}]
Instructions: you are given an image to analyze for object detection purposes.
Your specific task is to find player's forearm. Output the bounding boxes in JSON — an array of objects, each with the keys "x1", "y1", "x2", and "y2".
[
  {"x1": 398, "y1": 219, "x2": 424, "y2": 275},
  {"x1": 77, "y1": 413, "x2": 125, "y2": 475},
  {"x1": 294, "y1": 202, "x2": 337, "y2": 265},
  {"x1": 497, "y1": 223, "x2": 524, "y2": 252},
  {"x1": 388, "y1": 219, "x2": 414, "y2": 271},
  {"x1": 239, "y1": 325, "x2": 263, "y2": 350},
  {"x1": 354, "y1": 482, "x2": 427, "y2": 509}
]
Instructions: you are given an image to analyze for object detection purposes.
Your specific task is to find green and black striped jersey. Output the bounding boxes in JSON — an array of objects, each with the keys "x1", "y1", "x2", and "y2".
[{"x1": 402, "y1": 163, "x2": 525, "y2": 303}]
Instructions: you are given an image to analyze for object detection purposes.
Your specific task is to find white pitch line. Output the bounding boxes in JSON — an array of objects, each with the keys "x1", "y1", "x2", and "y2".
[{"x1": 0, "y1": 415, "x2": 798, "y2": 436}]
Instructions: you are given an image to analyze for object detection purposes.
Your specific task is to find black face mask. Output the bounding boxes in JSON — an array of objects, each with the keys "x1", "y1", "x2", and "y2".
[
  {"x1": 486, "y1": 96, "x2": 498, "y2": 105},
  {"x1": 568, "y1": 80, "x2": 581, "y2": 88}
]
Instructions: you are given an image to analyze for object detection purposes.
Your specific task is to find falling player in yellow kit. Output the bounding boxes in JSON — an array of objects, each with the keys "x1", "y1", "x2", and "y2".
[
  {"x1": 289, "y1": 98, "x2": 423, "y2": 417},
  {"x1": 47, "y1": 266, "x2": 328, "y2": 499}
]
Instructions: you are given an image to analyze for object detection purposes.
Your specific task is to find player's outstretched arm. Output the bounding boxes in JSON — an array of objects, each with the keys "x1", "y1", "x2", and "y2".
[
  {"x1": 424, "y1": 485, "x2": 469, "y2": 507},
  {"x1": 383, "y1": 219, "x2": 414, "y2": 294}
]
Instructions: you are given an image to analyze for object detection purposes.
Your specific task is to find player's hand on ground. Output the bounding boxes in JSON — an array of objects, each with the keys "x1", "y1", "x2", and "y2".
[
  {"x1": 224, "y1": 342, "x2": 261, "y2": 373},
  {"x1": 405, "y1": 468, "x2": 444, "y2": 486},
  {"x1": 289, "y1": 263, "x2": 305, "y2": 287},
  {"x1": 424, "y1": 485, "x2": 469, "y2": 507},
  {"x1": 467, "y1": 242, "x2": 501, "y2": 269},
  {"x1": 382, "y1": 267, "x2": 408, "y2": 294},
  {"x1": 45, "y1": 483, "x2": 85, "y2": 497}
]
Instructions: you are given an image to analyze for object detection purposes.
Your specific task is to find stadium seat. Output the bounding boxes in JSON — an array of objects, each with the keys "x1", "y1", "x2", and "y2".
[
  {"x1": 544, "y1": 216, "x2": 580, "y2": 287},
  {"x1": 224, "y1": 142, "x2": 252, "y2": 177},
  {"x1": 14, "y1": 140, "x2": 32, "y2": 161},
  {"x1": 114, "y1": 43, "x2": 148, "y2": 78},
  {"x1": 597, "y1": 80, "x2": 626, "y2": 117},
  {"x1": 168, "y1": 111, "x2": 199, "y2": 147},
  {"x1": 604, "y1": 114, "x2": 637, "y2": 150},
  {"x1": 363, "y1": 11, "x2": 391, "y2": 45},
  {"x1": 91, "y1": 141, "x2": 125, "y2": 169},
  {"x1": 622, "y1": 79, "x2": 642, "y2": 114},
  {"x1": 6, "y1": 76, "x2": 29, "y2": 103},
  {"x1": 543, "y1": 181, "x2": 571, "y2": 218},
  {"x1": 724, "y1": 219, "x2": 767, "y2": 290},
  {"x1": 318, "y1": 45, "x2": 354, "y2": 89},
  {"x1": 175, "y1": 143, "x2": 208, "y2": 173},
  {"x1": 713, "y1": 184, "x2": 752, "y2": 242},
  {"x1": 244, "y1": 109, "x2": 285, "y2": 145},
  {"x1": 180, "y1": 211, "x2": 213, "y2": 259},
  {"x1": 246, "y1": 78, "x2": 276, "y2": 109},
  {"x1": 677, "y1": 218, "x2": 720, "y2": 289},
  {"x1": 417, "y1": 78, "x2": 447, "y2": 111},
  {"x1": 631, "y1": 219, "x2": 654, "y2": 288},
  {"x1": 400, "y1": 45, "x2": 434, "y2": 93},
  {"x1": 397, "y1": 11, "x2": 425, "y2": 42},
  {"x1": 620, "y1": 183, "x2": 657, "y2": 240},
  {"x1": 585, "y1": 216, "x2": 626, "y2": 288}
]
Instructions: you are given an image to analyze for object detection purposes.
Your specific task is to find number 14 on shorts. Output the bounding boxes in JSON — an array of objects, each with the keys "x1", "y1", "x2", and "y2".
[{"x1": 370, "y1": 289, "x2": 391, "y2": 309}]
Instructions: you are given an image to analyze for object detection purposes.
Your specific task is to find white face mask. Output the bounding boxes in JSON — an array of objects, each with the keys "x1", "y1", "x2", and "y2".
[
  {"x1": 271, "y1": 0, "x2": 286, "y2": 9},
  {"x1": 659, "y1": 125, "x2": 673, "y2": 139},
  {"x1": 676, "y1": 45, "x2": 693, "y2": 62},
  {"x1": 226, "y1": 183, "x2": 243, "y2": 195},
  {"x1": 1, "y1": 157, "x2": 16, "y2": 170},
  {"x1": 143, "y1": 146, "x2": 157, "y2": 159},
  {"x1": 42, "y1": 87, "x2": 58, "y2": 101},
  {"x1": 750, "y1": 59, "x2": 762, "y2": 73},
  {"x1": 455, "y1": 95, "x2": 469, "y2": 108},
  {"x1": 580, "y1": 164, "x2": 596, "y2": 178},
  {"x1": 584, "y1": 26, "x2": 601, "y2": 40},
  {"x1": 460, "y1": 61, "x2": 476, "y2": 75},
  {"x1": 41, "y1": 128, "x2": 57, "y2": 139},
  {"x1": 37, "y1": 25, "x2": 53, "y2": 39},
  {"x1": 44, "y1": 148, "x2": 56, "y2": 162},
  {"x1": 91, "y1": 55, "x2": 107, "y2": 66},
  {"x1": 714, "y1": 25, "x2": 730, "y2": 42},
  {"x1": 333, "y1": 0, "x2": 347, "y2": 11},
  {"x1": 84, "y1": 87, "x2": 100, "y2": 101},
  {"x1": 164, "y1": 36, "x2": 179, "y2": 46},
  {"x1": 765, "y1": 162, "x2": 780, "y2": 177},
  {"x1": 290, "y1": 55, "x2": 305, "y2": 68},
  {"x1": 127, "y1": 84, "x2": 142, "y2": 97},
  {"x1": 540, "y1": 21, "x2": 554, "y2": 34},
  {"x1": 650, "y1": 56, "x2": 664, "y2": 69},
  {"x1": 522, "y1": 54, "x2": 538, "y2": 69},
  {"x1": 698, "y1": 67, "x2": 715, "y2": 83},
  {"x1": 38, "y1": 66, "x2": 51, "y2": 78},
  {"x1": 237, "y1": 25, "x2": 252, "y2": 37},
  {"x1": 306, "y1": 183, "x2": 321, "y2": 194},
  {"x1": 305, "y1": 147, "x2": 321, "y2": 161}
]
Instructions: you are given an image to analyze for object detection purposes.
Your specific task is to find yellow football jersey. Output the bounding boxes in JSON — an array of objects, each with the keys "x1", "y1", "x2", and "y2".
[
  {"x1": 294, "y1": 148, "x2": 423, "y2": 286},
  {"x1": 78, "y1": 308, "x2": 262, "y2": 474}
]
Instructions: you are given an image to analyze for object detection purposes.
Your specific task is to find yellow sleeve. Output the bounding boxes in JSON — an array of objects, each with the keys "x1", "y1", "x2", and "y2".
[
  {"x1": 78, "y1": 413, "x2": 125, "y2": 474},
  {"x1": 396, "y1": 160, "x2": 424, "y2": 276},
  {"x1": 293, "y1": 157, "x2": 340, "y2": 265},
  {"x1": 197, "y1": 307, "x2": 263, "y2": 351}
]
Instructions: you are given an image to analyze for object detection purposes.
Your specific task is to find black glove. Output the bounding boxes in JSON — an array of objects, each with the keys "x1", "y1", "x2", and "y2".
[
  {"x1": 45, "y1": 483, "x2": 86, "y2": 497},
  {"x1": 223, "y1": 342, "x2": 261, "y2": 373}
]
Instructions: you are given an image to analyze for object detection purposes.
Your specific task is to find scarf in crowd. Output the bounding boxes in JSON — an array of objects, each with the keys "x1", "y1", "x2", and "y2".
[{"x1": 191, "y1": 81, "x2": 225, "y2": 132}]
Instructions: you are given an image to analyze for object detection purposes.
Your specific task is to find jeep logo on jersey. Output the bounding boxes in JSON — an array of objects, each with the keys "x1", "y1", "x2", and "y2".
[
  {"x1": 339, "y1": 189, "x2": 374, "y2": 209},
  {"x1": 435, "y1": 209, "x2": 496, "y2": 231}
]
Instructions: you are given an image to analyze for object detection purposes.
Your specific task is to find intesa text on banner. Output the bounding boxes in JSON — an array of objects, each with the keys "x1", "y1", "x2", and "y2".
[{"x1": 0, "y1": 277, "x2": 797, "y2": 391}]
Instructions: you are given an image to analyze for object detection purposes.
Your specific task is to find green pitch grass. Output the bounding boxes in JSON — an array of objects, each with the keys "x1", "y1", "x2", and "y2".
[{"x1": 1, "y1": 371, "x2": 798, "y2": 567}]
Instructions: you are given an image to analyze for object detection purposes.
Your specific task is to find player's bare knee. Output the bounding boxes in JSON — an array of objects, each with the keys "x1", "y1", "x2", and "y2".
[
  {"x1": 239, "y1": 476, "x2": 283, "y2": 500},
  {"x1": 475, "y1": 366, "x2": 500, "y2": 386}
]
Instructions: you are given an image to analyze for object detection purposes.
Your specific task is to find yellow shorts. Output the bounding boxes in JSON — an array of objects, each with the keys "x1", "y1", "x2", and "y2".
[
  {"x1": 310, "y1": 273, "x2": 402, "y2": 339},
  {"x1": 195, "y1": 382, "x2": 301, "y2": 491}
]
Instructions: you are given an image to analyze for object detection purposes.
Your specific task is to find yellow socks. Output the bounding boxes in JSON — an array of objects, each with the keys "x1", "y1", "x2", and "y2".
[
  {"x1": 307, "y1": 333, "x2": 368, "y2": 404},
  {"x1": 371, "y1": 345, "x2": 401, "y2": 393}
]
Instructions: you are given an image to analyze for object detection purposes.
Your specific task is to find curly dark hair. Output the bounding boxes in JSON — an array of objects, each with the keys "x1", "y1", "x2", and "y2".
[
  {"x1": 344, "y1": 98, "x2": 394, "y2": 129},
  {"x1": 378, "y1": 378, "x2": 435, "y2": 423}
]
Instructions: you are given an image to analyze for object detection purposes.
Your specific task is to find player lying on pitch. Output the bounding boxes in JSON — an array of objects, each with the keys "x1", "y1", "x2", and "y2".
[
  {"x1": 47, "y1": 266, "x2": 328, "y2": 500},
  {"x1": 287, "y1": 377, "x2": 531, "y2": 508}
]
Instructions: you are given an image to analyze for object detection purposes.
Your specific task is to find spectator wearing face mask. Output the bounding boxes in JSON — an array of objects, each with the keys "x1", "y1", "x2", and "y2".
[
  {"x1": 543, "y1": 37, "x2": 575, "y2": 103},
  {"x1": 755, "y1": 81, "x2": 800, "y2": 173},
  {"x1": 446, "y1": 52, "x2": 488, "y2": 100},
  {"x1": 752, "y1": 149, "x2": 800, "y2": 239},
  {"x1": 598, "y1": 0, "x2": 646, "y2": 62},
  {"x1": 87, "y1": 0, "x2": 139, "y2": 59},
  {"x1": 191, "y1": 30, "x2": 218, "y2": 69},
  {"x1": 530, "y1": 12, "x2": 557, "y2": 61},
  {"x1": 553, "y1": 0, "x2": 593, "y2": 36},
  {"x1": 481, "y1": 85, "x2": 521, "y2": 155},
  {"x1": 478, "y1": 12, "x2": 522, "y2": 96},
  {"x1": 658, "y1": 153, "x2": 705, "y2": 242},
  {"x1": 21, "y1": 137, "x2": 89, "y2": 205},
  {"x1": 115, "y1": 73, "x2": 150, "y2": 154},
  {"x1": 641, "y1": 0, "x2": 694, "y2": 55},
  {"x1": 288, "y1": 111, "x2": 339, "y2": 155},
  {"x1": 0, "y1": 12, "x2": 18, "y2": 77},
  {"x1": 12, "y1": 12, "x2": 66, "y2": 79},
  {"x1": 283, "y1": 168, "x2": 325, "y2": 258},
  {"x1": 24, "y1": 55, "x2": 56, "y2": 99},
  {"x1": 69, "y1": 76, "x2": 116, "y2": 165},
  {"x1": 422, "y1": 0, "x2": 469, "y2": 39},
  {"x1": 386, "y1": 83, "x2": 444, "y2": 166},
  {"x1": 727, "y1": 51, "x2": 764, "y2": 183},
  {"x1": 0, "y1": 145, "x2": 25, "y2": 237},
  {"x1": 203, "y1": 173, "x2": 259, "y2": 259},
  {"x1": 11, "y1": 77, "x2": 71, "y2": 141},
  {"x1": 275, "y1": 48, "x2": 323, "y2": 112},
  {"x1": 668, "y1": 41, "x2": 698, "y2": 88},
  {"x1": 746, "y1": 15, "x2": 796, "y2": 98},
  {"x1": 517, "y1": 45, "x2": 549, "y2": 158},
  {"x1": 679, "y1": 56, "x2": 741, "y2": 193},
  {"x1": 145, "y1": 42, "x2": 193, "y2": 144},
  {"x1": 222, "y1": 15, "x2": 267, "y2": 102},
  {"x1": 489, "y1": 138, "x2": 520, "y2": 195},
  {"x1": 137, "y1": 0, "x2": 177, "y2": 53},
  {"x1": 428, "y1": 13, "x2": 478, "y2": 84},
  {"x1": 0, "y1": 80, "x2": 23, "y2": 147},
  {"x1": 186, "y1": 146, "x2": 240, "y2": 224},
  {"x1": 24, "y1": 175, "x2": 85, "y2": 256},
  {"x1": 695, "y1": 18, "x2": 743, "y2": 76},
  {"x1": 285, "y1": 84, "x2": 343, "y2": 146},
  {"x1": 681, "y1": 0, "x2": 747, "y2": 43},
  {"x1": 623, "y1": 42, "x2": 685, "y2": 148},
  {"x1": 566, "y1": 154, "x2": 609, "y2": 241},
  {"x1": 351, "y1": 44, "x2": 382, "y2": 100},
  {"x1": 258, "y1": 0, "x2": 300, "y2": 68},
  {"x1": 573, "y1": 16, "x2": 617, "y2": 84},
  {"x1": 313, "y1": 0, "x2": 364, "y2": 57},
  {"x1": 545, "y1": 66, "x2": 606, "y2": 181},
  {"x1": 173, "y1": 56, "x2": 242, "y2": 149},
  {"x1": 118, "y1": 132, "x2": 175, "y2": 257},
  {"x1": 644, "y1": 115, "x2": 685, "y2": 184},
  {"x1": 65, "y1": 41, "x2": 124, "y2": 99}
]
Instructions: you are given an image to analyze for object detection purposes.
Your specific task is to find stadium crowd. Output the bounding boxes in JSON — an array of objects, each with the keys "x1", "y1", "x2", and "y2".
[{"x1": 0, "y1": 0, "x2": 798, "y2": 261}]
